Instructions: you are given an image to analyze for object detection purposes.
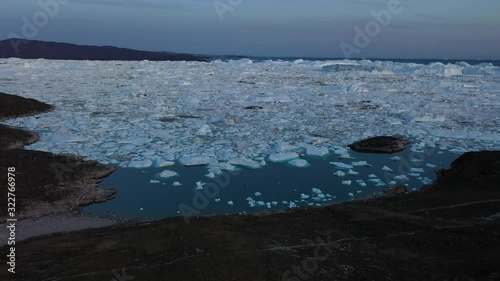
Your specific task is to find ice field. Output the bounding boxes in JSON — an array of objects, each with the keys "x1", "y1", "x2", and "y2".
[{"x1": 1, "y1": 58, "x2": 499, "y2": 216}]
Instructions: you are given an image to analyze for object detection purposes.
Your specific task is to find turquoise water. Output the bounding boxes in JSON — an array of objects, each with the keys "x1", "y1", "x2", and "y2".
[{"x1": 84, "y1": 147, "x2": 460, "y2": 220}]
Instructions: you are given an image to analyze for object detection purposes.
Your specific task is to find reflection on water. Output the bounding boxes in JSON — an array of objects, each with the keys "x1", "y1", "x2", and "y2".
[{"x1": 84, "y1": 147, "x2": 460, "y2": 220}]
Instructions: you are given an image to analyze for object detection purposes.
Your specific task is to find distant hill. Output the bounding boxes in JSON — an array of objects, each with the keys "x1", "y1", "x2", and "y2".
[{"x1": 0, "y1": 39, "x2": 209, "y2": 62}]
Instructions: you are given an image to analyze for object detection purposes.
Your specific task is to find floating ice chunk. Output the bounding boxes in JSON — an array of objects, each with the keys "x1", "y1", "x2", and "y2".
[
  {"x1": 271, "y1": 201, "x2": 278, "y2": 205},
  {"x1": 300, "y1": 193, "x2": 310, "y2": 199},
  {"x1": 394, "y1": 175, "x2": 409, "y2": 181},
  {"x1": 254, "y1": 192, "x2": 262, "y2": 196},
  {"x1": 227, "y1": 201, "x2": 234, "y2": 206},
  {"x1": 289, "y1": 202, "x2": 297, "y2": 208},
  {"x1": 412, "y1": 116, "x2": 446, "y2": 122},
  {"x1": 210, "y1": 162, "x2": 238, "y2": 171},
  {"x1": 333, "y1": 147, "x2": 349, "y2": 155},
  {"x1": 205, "y1": 172, "x2": 215, "y2": 178},
  {"x1": 421, "y1": 177, "x2": 433, "y2": 185},
  {"x1": 356, "y1": 190, "x2": 362, "y2": 194},
  {"x1": 348, "y1": 169, "x2": 359, "y2": 176},
  {"x1": 179, "y1": 156, "x2": 211, "y2": 166},
  {"x1": 390, "y1": 156, "x2": 401, "y2": 161},
  {"x1": 312, "y1": 188, "x2": 322, "y2": 194},
  {"x1": 172, "y1": 181, "x2": 182, "y2": 186},
  {"x1": 342, "y1": 180, "x2": 352, "y2": 186},
  {"x1": 351, "y1": 161, "x2": 371, "y2": 167},
  {"x1": 215, "y1": 198, "x2": 221, "y2": 202},
  {"x1": 129, "y1": 160, "x2": 153, "y2": 169},
  {"x1": 158, "y1": 170, "x2": 179, "y2": 178},
  {"x1": 334, "y1": 170, "x2": 346, "y2": 177},
  {"x1": 426, "y1": 163, "x2": 437, "y2": 168},
  {"x1": 158, "y1": 161, "x2": 175, "y2": 167},
  {"x1": 329, "y1": 162, "x2": 353, "y2": 169},
  {"x1": 348, "y1": 192, "x2": 354, "y2": 197},
  {"x1": 196, "y1": 124, "x2": 212, "y2": 136},
  {"x1": 256, "y1": 201, "x2": 265, "y2": 206},
  {"x1": 410, "y1": 168, "x2": 425, "y2": 173},
  {"x1": 368, "y1": 174, "x2": 377, "y2": 178},
  {"x1": 305, "y1": 146, "x2": 329, "y2": 157},
  {"x1": 269, "y1": 152, "x2": 299, "y2": 162},
  {"x1": 150, "y1": 180, "x2": 160, "y2": 184},
  {"x1": 195, "y1": 181, "x2": 206, "y2": 190},
  {"x1": 356, "y1": 180, "x2": 367, "y2": 187},
  {"x1": 288, "y1": 159, "x2": 310, "y2": 168},
  {"x1": 408, "y1": 173, "x2": 420, "y2": 177},
  {"x1": 410, "y1": 158, "x2": 424, "y2": 163},
  {"x1": 228, "y1": 157, "x2": 262, "y2": 169},
  {"x1": 317, "y1": 194, "x2": 325, "y2": 199},
  {"x1": 273, "y1": 142, "x2": 299, "y2": 152},
  {"x1": 382, "y1": 166, "x2": 393, "y2": 172}
]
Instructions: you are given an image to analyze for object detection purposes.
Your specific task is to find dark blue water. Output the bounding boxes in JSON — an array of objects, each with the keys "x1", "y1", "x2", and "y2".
[{"x1": 84, "y1": 147, "x2": 460, "y2": 220}]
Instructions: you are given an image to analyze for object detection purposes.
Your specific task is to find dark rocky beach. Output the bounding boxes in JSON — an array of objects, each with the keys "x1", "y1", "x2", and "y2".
[{"x1": 0, "y1": 92, "x2": 499, "y2": 281}]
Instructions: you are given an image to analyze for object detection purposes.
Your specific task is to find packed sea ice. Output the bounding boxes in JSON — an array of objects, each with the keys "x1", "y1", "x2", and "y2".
[{"x1": 1, "y1": 58, "x2": 499, "y2": 175}]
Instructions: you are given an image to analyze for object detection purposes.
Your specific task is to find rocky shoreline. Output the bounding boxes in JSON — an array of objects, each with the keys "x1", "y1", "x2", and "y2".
[{"x1": 0, "y1": 92, "x2": 499, "y2": 281}]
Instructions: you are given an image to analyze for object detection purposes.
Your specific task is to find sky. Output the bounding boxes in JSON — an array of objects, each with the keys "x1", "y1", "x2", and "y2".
[{"x1": 1, "y1": 0, "x2": 500, "y2": 59}]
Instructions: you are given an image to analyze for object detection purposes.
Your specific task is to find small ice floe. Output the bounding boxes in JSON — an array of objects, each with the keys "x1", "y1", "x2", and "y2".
[
  {"x1": 227, "y1": 201, "x2": 234, "y2": 206},
  {"x1": 300, "y1": 193, "x2": 310, "y2": 199},
  {"x1": 150, "y1": 180, "x2": 160, "y2": 184},
  {"x1": 421, "y1": 177, "x2": 433, "y2": 185},
  {"x1": 329, "y1": 162, "x2": 353, "y2": 169},
  {"x1": 317, "y1": 194, "x2": 326, "y2": 199},
  {"x1": 382, "y1": 166, "x2": 393, "y2": 172},
  {"x1": 282, "y1": 200, "x2": 288, "y2": 204},
  {"x1": 228, "y1": 157, "x2": 262, "y2": 169},
  {"x1": 334, "y1": 170, "x2": 346, "y2": 177},
  {"x1": 129, "y1": 160, "x2": 153, "y2": 169},
  {"x1": 254, "y1": 192, "x2": 262, "y2": 197},
  {"x1": 158, "y1": 161, "x2": 175, "y2": 167},
  {"x1": 356, "y1": 190, "x2": 362, "y2": 194},
  {"x1": 305, "y1": 146, "x2": 329, "y2": 157},
  {"x1": 172, "y1": 181, "x2": 182, "y2": 186},
  {"x1": 348, "y1": 192, "x2": 354, "y2": 197},
  {"x1": 356, "y1": 179, "x2": 367, "y2": 187},
  {"x1": 410, "y1": 168, "x2": 425, "y2": 173},
  {"x1": 288, "y1": 159, "x2": 310, "y2": 168},
  {"x1": 351, "y1": 161, "x2": 371, "y2": 167},
  {"x1": 266, "y1": 202, "x2": 272, "y2": 208},
  {"x1": 246, "y1": 197, "x2": 256, "y2": 207},
  {"x1": 271, "y1": 201, "x2": 278, "y2": 205},
  {"x1": 312, "y1": 188, "x2": 323, "y2": 194},
  {"x1": 195, "y1": 181, "x2": 206, "y2": 190},
  {"x1": 205, "y1": 172, "x2": 216, "y2": 178},
  {"x1": 410, "y1": 157, "x2": 424, "y2": 163},
  {"x1": 288, "y1": 202, "x2": 297, "y2": 208},
  {"x1": 342, "y1": 180, "x2": 352, "y2": 186},
  {"x1": 390, "y1": 156, "x2": 400, "y2": 161},
  {"x1": 408, "y1": 173, "x2": 421, "y2": 177},
  {"x1": 196, "y1": 124, "x2": 212, "y2": 136},
  {"x1": 269, "y1": 152, "x2": 299, "y2": 162},
  {"x1": 368, "y1": 174, "x2": 378, "y2": 178},
  {"x1": 215, "y1": 198, "x2": 221, "y2": 202},
  {"x1": 139, "y1": 208, "x2": 144, "y2": 211},
  {"x1": 393, "y1": 175, "x2": 409, "y2": 181},
  {"x1": 426, "y1": 163, "x2": 438, "y2": 168},
  {"x1": 158, "y1": 170, "x2": 179, "y2": 178},
  {"x1": 348, "y1": 169, "x2": 359, "y2": 176},
  {"x1": 179, "y1": 156, "x2": 212, "y2": 166}
]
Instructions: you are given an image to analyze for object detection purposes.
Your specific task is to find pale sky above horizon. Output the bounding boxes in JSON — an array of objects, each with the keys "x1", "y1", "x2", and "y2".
[{"x1": 1, "y1": 0, "x2": 500, "y2": 59}]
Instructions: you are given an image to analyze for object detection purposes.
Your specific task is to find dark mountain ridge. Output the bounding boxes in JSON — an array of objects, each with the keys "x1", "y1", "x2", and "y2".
[{"x1": 0, "y1": 38, "x2": 209, "y2": 62}]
